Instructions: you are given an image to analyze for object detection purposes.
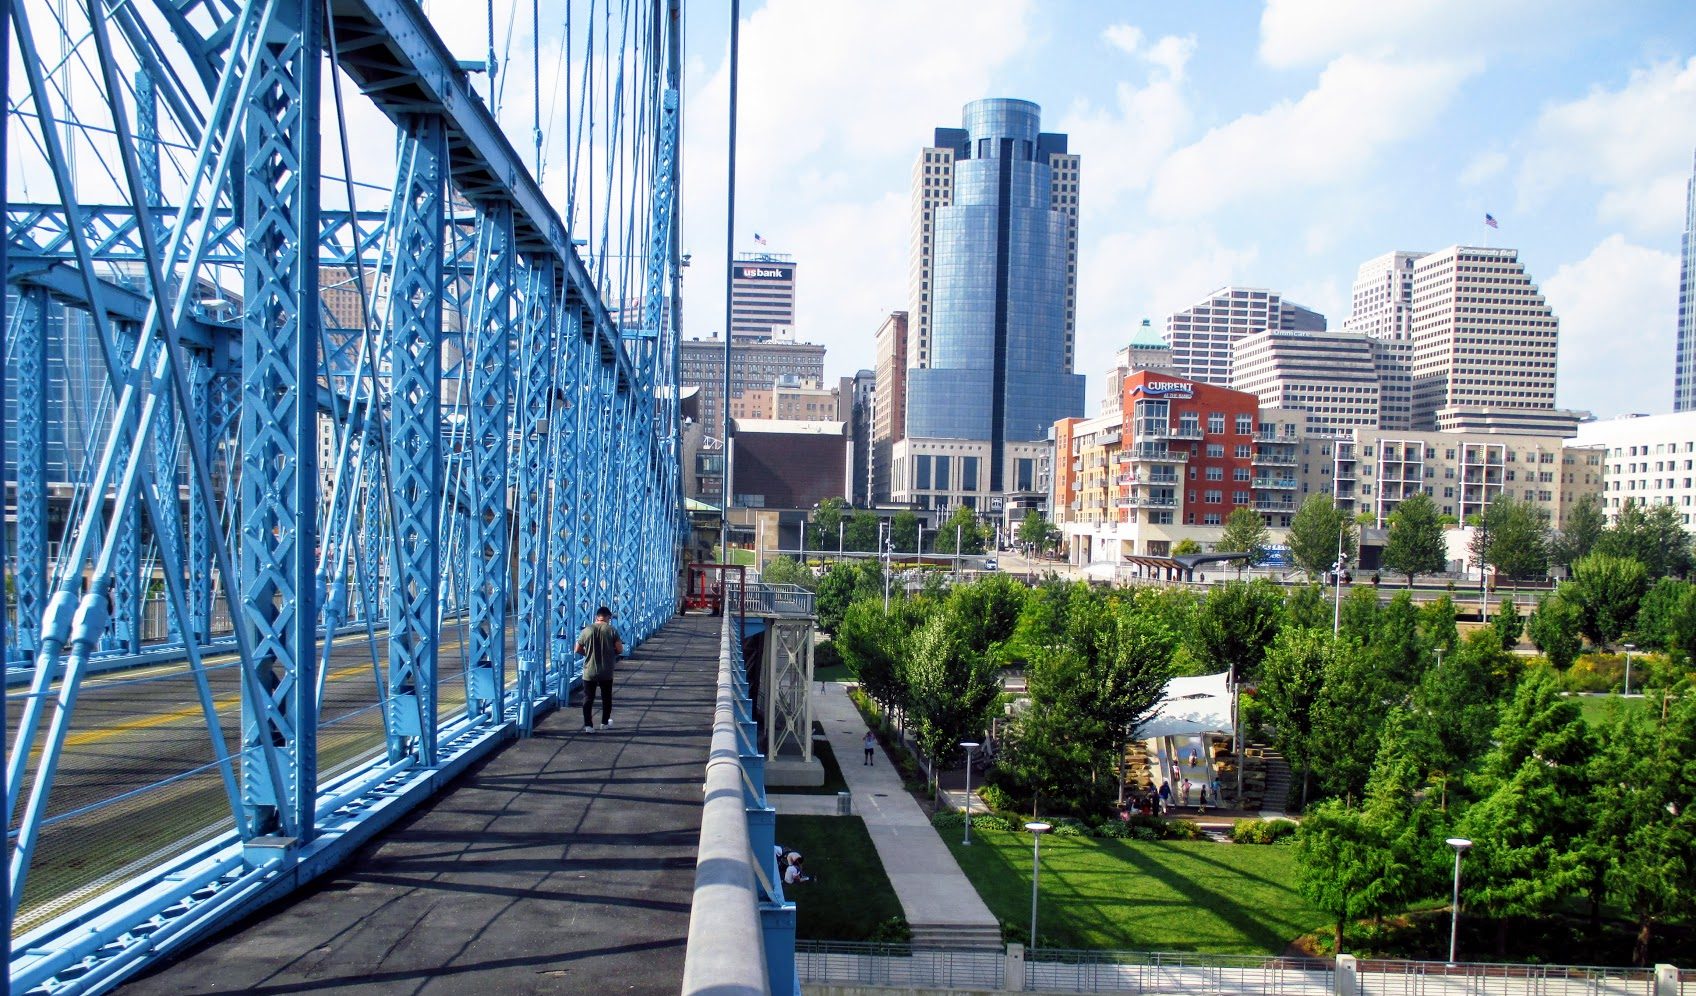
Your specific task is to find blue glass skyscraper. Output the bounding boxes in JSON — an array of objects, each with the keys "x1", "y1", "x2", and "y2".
[
  {"x1": 1676, "y1": 150, "x2": 1696, "y2": 412},
  {"x1": 905, "y1": 98, "x2": 1084, "y2": 492}
]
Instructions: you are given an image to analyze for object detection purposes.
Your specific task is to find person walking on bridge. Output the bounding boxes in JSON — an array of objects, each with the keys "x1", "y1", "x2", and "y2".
[{"x1": 575, "y1": 606, "x2": 624, "y2": 732}]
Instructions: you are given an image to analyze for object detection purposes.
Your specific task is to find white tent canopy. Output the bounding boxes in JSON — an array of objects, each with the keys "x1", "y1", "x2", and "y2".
[{"x1": 1138, "y1": 671, "x2": 1233, "y2": 739}]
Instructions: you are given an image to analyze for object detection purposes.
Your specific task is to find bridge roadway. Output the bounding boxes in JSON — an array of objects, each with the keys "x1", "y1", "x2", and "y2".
[
  {"x1": 115, "y1": 612, "x2": 719, "y2": 995},
  {"x1": 7, "y1": 618, "x2": 492, "y2": 933}
]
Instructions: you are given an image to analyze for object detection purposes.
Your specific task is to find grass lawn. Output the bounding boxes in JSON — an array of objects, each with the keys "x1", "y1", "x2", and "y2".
[
  {"x1": 767, "y1": 730, "x2": 849, "y2": 796},
  {"x1": 1574, "y1": 693, "x2": 1655, "y2": 728},
  {"x1": 943, "y1": 827, "x2": 1328, "y2": 954},
  {"x1": 777, "y1": 815, "x2": 906, "y2": 941},
  {"x1": 813, "y1": 657, "x2": 856, "y2": 684}
]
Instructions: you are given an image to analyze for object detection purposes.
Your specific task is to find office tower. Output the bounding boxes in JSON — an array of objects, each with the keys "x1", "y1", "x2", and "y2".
[
  {"x1": 842, "y1": 370, "x2": 876, "y2": 507},
  {"x1": 1676, "y1": 153, "x2": 1696, "y2": 411},
  {"x1": 871, "y1": 311, "x2": 908, "y2": 504},
  {"x1": 901, "y1": 97, "x2": 1086, "y2": 506},
  {"x1": 729, "y1": 253, "x2": 798, "y2": 343},
  {"x1": 679, "y1": 337, "x2": 826, "y2": 438},
  {"x1": 1230, "y1": 328, "x2": 1381, "y2": 436},
  {"x1": 1163, "y1": 287, "x2": 1325, "y2": 387},
  {"x1": 1408, "y1": 246, "x2": 1559, "y2": 429},
  {"x1": 1346, "y1": 251, "x2": 1425, "y2": 339},
  {"x1": 1103, "y1": 320, "x2": 1174, "y2": 415}
]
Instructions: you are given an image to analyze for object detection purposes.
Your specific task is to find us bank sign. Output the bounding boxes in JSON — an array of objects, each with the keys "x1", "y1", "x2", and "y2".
[{"x1": 1129, "y1": 381, "x2": 1195, "y2": 400}]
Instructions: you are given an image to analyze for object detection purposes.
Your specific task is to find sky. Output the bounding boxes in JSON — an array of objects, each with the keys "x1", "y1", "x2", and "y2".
[{"x1": 676, "y1": 0, "x2": 1696, "y2": 419}]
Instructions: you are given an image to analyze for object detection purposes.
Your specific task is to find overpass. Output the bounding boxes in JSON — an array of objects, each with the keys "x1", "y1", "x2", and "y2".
[{"x1": 0, "y1": 0, "x2": 807, "y2": 990}]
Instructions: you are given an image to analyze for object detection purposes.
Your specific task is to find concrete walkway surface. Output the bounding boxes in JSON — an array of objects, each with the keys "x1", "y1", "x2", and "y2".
[
  {"x1": 806, "y1": 683, "x2": 1002, "y2": 949},
  {"x1": 120, "y1": 614, "x2": 721, "y2": 996}
]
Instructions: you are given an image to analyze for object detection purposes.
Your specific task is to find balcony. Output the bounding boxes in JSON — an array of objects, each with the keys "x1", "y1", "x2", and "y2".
[
  {"x1": 1254, "y1": 500, "x2": 1297, "y2": 512},
  {"x1": 1125, "y1": 494, "x2": 1179, "y2": 509},
  {"x1": 1252, "y1": 449, "x2": 1298, "y2": 467},
  {"x1": 1253, "y1": 477, "x2": 1298, "y2": 490},
  {"x1": 1126, "y1": 443, "x2": 1187, "y2": 462}
]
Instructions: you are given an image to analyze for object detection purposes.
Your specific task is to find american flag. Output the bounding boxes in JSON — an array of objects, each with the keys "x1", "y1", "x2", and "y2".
[
  {"x1": 753, "y1": 232, "x2": 768, "y2": 245},
  {"x1": 1484, "y1": 213, "x2": 1499, "y2": 229}
]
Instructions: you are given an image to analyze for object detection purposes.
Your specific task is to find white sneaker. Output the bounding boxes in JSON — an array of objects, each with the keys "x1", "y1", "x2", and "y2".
[
  {"x1": 604, "y1": 719, "x2": 614, "y2": 728},
  {"x1": 583, "y1": 725, "x2": 594, "y2": 733}
]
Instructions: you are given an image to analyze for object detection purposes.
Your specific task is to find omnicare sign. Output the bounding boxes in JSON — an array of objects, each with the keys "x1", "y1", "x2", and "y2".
[
  {"x1": 740, "y1": 266, "x2": 790, "y2": 279},
  {"x1": 1129, "y1": 380, "x2": 1195, "y2": 399}
]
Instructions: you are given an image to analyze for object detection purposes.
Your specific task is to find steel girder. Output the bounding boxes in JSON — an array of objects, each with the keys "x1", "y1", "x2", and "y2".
[
  {"x1": 513, "y1": 259, "x2": 556, "y2": 734},
  {"x1": 237, "y1": 0, "x2": 323, "y2": 840},
  {"x1": 547, "y1": 308, "x2": 583, "y2": 697},
  {"x1": 10, "y1": 288, "x2": 47, "y2": 655},
  {"x1": 385, "y1": 115, "x2": 446, "y2": 765},
  {"x1": 465, "y1": 202, "x2": 514, "y2": 725}
]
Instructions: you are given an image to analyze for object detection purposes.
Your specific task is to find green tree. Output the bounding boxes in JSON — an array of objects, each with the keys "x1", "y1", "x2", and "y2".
[
  {"x1": 1170, "y1": 538, "x2": 1202, "y2": 556},
  {"x1": 1373, "y1": 591, "x2": 1428, "y2": 689},
  {"x1": 1338, "y1": 585, "x2": 1380, "y2": 644},
  {"x1": 1216, "y1": 507, "x2": 1271, "y2": 574},
  {"x1": 1584, "y1": 694, "x2": 1696, "y2": 964},
  {"x1": 843, "y1": 510, "x2": 882, "y2": 552},
  {"x1": 943, "y1": 574, "x2": 1027, "y2": 659},
  {"x1": 1551, "y1": 492, "x2": 1606, "y2": 571},
  {"x1": 1567, "y1": 552, "x2": 1651, "y2": 648},
  {"x1": 932, "y1": 504, "x2": 987, "y2": 555},
  {"x1": 1526, "y1": 591, "x2": 1583, "y2": 669},
  {"x1": 815, "y1": 560, "x2": 882, "y2": 635},
  {"x1": 1632, "y1": 577, "x2": 1692, "y2": 652},
  {"x1": 1595, "y1": 501, "x2": 1653, "y2": 566},
  {"x1": 1409, "y1": 630, "x2": 1514, "y2": 806},
  {"x1": 1309, "y1": 636, "x2": 1392, "y2": 803},
  {"x1": 1258, "y1": 628, "x2": 1335, "y2": 806},
  {"x1": 889, "y1": 510, "x2": 920, "y2": 555},
  {"x1": 807, "y1": 497, "x2": 849, "y2": 552},
  {"x1": 1017, "y1": 510, "x2": 1053, "y2": 553},
  {"x1": 1294, "y1": 800, "x2": 1406, "y2": 954},
  {"x1": 901, "y1": 614, "x2": 1003, "y2": 783},
  {"x1": 760, "y1": 555, "x2": 815, "y2": 589},
  {"x1": 1284, "y1": 583, "x2": 1331, "y2": 631},
  {"x1": 1187, "y1": 579, "x2": 1283, "y2": 683},
  {"x1": 1288, "y1": 495, "x2": 1356, "y2": 580},
  {"x1": 1417, "y1": 594, "x2": 1459, "y2": 656},
  {"x1": 1490, "y1": 596, "x2": 1523, "y2": 650},
  {"x1": 1643, "y1": 504, "x2": 1693, "y2": 578},
  {"x1": 838, "y1": 597, "x2": 924, "y2": 711},
  {"x1": 1476, "y1": 496, "x2": 1551, "y2": 583},
  {"x1": 1381, "y1": 492, "x2": 1447, "y2": 588}
]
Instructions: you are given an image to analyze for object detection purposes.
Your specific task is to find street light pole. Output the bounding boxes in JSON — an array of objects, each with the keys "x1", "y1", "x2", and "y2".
[
  {"x1": 1623, "y1": 643, "x2": 1636, "y2": 697},
  {"x1": 1025, "y1": 822, "x2": 1051, "y2": 951},
  {"x1": 1446, "y1": 837, "x2": 1472, "y2": 965},
  {"x1": 955, "y1": 523, "x2": 962, "y2": 577},
  {"x1": 838, "y1": 520, "x2": 844, "y2": 563},
  {"x1": 881, "y1": 521, "x2": 892, "y2": 613},
  {"x1": 961, "y1": 742, "x2": 980, "y2": 845},
  {"x1": 1331, "y1": 523, "x2": 1347, "y2": 636}
]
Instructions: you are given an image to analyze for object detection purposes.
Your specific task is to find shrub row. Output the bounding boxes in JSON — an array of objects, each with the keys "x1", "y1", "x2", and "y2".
[
  {"x1": 1229, "y1": 817, "x2": 1298, "y2": 844},
  {"x1": 930, "y1": 810, "x2": 1206, "y2": 842}
]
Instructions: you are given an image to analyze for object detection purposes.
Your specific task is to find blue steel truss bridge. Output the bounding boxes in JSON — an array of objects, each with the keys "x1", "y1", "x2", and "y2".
[{"x1": 1, "y1": 0, "x2": 684, "y2": 990}]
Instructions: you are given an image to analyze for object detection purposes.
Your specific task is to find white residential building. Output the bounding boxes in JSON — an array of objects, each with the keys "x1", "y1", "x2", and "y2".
[
  {"x1": 1163, "y1": 287, "x2": 1326, "y2": 388},
  {"x1": 1231, "y1": 328, "x2": 1381, "y2": 437},
  {"x1": 1575, "y1": 411, "x2": 1696, "y2": 527}
]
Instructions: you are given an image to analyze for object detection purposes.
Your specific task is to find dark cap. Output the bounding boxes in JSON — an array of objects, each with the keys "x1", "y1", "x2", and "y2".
[{"x1": 595, "y1": 605, "x2": 613, "y2": 619}]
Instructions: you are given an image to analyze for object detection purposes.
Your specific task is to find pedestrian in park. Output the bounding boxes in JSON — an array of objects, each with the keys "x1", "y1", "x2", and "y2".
[
  {"x1": 1181, "y1": 778, "x2": 1191, "y2": 806},
  {"x1": 863, "y1": 731, "x2": 877, "y2": 765},
  {"x1": 574, "y1": 605, "x2": 623, "y2": 732},
  {"x1": 1157, "y1": 781, "x2": 1170, "y2": 814},
  {"x1": 1199, "y1": 784, "x2": 1209, "y2": 809}
]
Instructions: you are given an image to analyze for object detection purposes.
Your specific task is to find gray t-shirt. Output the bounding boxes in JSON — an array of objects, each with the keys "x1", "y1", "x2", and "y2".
[{"x1": 576, "y1": 621, "x2": 622, "y2": 680}]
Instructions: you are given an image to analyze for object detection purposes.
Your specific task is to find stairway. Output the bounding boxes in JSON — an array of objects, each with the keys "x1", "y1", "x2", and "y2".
[
  {"x1": 1260, "y1": 748, "x2": 1293, "y2": 815},
  {"x1": 909, "y1": 922, "x2": 1006, "y2": 951}
]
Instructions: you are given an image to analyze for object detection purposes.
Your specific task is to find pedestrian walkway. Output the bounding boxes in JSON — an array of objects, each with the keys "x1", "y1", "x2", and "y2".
[
  {"x1": 120, "y1": 614, "x2": 721, "y2": 996},
  {"x1": 807, "y1": 683, "x2": 1002, "y2": 950}
]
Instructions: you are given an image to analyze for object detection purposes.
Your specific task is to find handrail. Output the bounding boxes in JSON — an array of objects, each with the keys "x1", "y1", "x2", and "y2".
[{"x1": 681, "y1": 617, "x2": 772, "y2": 996}]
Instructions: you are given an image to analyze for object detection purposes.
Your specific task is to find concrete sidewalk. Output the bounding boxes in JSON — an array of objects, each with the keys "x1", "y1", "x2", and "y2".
[{"x1": 807, "y1": 683, "x2": 1002, "y2": 950}]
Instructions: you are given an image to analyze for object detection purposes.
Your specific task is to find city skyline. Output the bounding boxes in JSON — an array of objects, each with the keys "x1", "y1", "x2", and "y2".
[{"x1": 679, "y1": 1, "x2": 1696, "y2": 420}]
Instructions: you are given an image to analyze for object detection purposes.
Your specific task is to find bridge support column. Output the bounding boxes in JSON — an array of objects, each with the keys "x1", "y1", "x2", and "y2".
[
  {"x1": 758, "y1": 901, "x2": 797, "y2": 996},
  {"x1": 514, "y1": 259, "x2": 556, "y2": 735},
  {"x1": 465, "y1": 201, "x2": 514, "y2": 724}
]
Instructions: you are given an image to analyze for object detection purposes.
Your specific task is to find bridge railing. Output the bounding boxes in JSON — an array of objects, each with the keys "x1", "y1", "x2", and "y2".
[
  {"x1": 683, "y1": 614, "x2": 796, "y2": 996},
  {"x1": 725, "y1": 580, "x2": 815, "y2": 618}
]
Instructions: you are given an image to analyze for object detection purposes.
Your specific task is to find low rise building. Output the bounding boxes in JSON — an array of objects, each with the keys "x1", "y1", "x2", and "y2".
[{"x1": 1575, "y1": 411, "x2": 1696, "y2": 526}]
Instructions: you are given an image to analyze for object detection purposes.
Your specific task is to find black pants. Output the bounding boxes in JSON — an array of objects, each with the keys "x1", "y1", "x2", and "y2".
[{"x1": 583, "y1": 677, "x2": 613, "y2": 726}]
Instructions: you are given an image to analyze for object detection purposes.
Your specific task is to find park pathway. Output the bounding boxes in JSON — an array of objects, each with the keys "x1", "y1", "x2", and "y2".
[{"x1": 804, "y1": 683, "x2": 1003, "y2": 950}]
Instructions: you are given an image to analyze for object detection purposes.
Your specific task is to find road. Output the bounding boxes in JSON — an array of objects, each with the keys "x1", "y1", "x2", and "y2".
[{"x1": 4, "y1": 618, "x2": 519, "y2": 935}]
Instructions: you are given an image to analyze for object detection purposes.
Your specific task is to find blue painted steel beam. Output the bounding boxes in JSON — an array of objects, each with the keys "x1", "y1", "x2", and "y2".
[
  {"x1": 9, "y1": 289, "x2": 46, "y2": 657},
  {"x1": 238, "y1": 0, "x2": 323, "y2": 841},
  {"x1": 465, "y1": 202, "x2": 514, "y2": 725},
  {"x1": 514, "y1": 258, "x2": 556, "y2": 734},
  {"x1": 386, "y1": 114, "x2": 446, "y2": 765}
]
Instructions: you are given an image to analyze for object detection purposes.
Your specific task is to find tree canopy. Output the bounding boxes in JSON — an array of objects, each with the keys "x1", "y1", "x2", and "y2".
[
  {"x1": 1216, "y1": 507, "x2": 1271, "y2": 570},
  {"x1": 1288, "y1": 495, "x2": 1356, "y2": 580},
  {"x1": 1381, "y1": 492, "x2": 1447, "y2": 587}
]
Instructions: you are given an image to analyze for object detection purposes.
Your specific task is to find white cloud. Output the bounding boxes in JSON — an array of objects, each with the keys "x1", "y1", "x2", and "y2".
[
  {"x1": 1460, "y1": 150, "x2": 1509, "y2": 187},
  {"x1": 1258, "y1": 0, "x2": 1545, "y2": 69},
  {"x1": 1055, "y1": 28, "x2": 1196, "y2": 208},
  {"x1": 1149, "y1": 55, "x2": 1477, "y2": 218},
  {"x1": 1517, "y1": 57, "x2": 1696, "y2": 235},
  {"x1": 1542, "y1": 235, "x2": 1680, "y2": 417}
]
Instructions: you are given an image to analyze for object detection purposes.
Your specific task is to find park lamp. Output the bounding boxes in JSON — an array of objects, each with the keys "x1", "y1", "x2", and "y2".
[
  {"x1": 1446, "y1": 837, "x2": 1472, "y2": 965},
  {"x1": 1025, "y1": 822, "x2": 1052, "y2": 952},
  {"x1": 960, "y1": 742, "x2": 981, "y2": 846}
]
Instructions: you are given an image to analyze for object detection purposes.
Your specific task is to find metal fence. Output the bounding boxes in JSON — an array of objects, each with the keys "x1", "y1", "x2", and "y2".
[
  {"x1": 727, "y1": 580, "x2": 816, "y2": 618},
  {"x1": 797, "y1": 941, "x2": 1004, "y2": 991},
  {"x1": 1028, "y1": 949, "x2": 1333, "y2": 995},
  {"x1": 796, "y1": 942, "x2": 1673, "y2": 996},
  {"x1": 1354, "y1": 960, "x2": 1655, "y2": 996}
]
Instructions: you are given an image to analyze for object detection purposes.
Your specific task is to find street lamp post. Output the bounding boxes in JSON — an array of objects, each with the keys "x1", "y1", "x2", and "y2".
[
  {"x1": 1446, "y1": 837, "x2": 1472, "y2": 965},
  {"x1": 880, "y1": 521, "x2": 892, "y2": 613},
  {"x1": 1331, "y1": 529, "x2": 1348, "y2": 636},
  {"x1": 954, "y1": 523, "x2": 963, "y2": 577},
  {"x1": 960, "y1": 742, "x2": 981, "y2": 845},
  {"x1": 1025, "y1": 822, "x2": 1051, "y2": 951},
  {"x1": 1623, "y1": 643, "x2": 1636, "y2": 697},
  {"x1": 916, "y1": 525, "x2": 925, "y2": 569},
  {"x1": 838, "y1": 520, "x2": 844, "y2": 563}
]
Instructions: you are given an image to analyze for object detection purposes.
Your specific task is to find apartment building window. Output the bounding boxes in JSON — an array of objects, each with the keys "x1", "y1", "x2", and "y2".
[
  {"x1": 1233, "y1": 490, "x2": 1250, "y2": 504},
  {"x1": 915, "y1": 456, "x2": 931, "y2": 490},
  {"x1": 1234, "y1": 468, "x2": 1251, "y2": 481},
  {"x1": 1235, "y1": 444, "x2": 1252, "y2": 459},
  {"x1": 1208, "y1": 414, "x2": 1225, "y2": 433},
  {"x1": 1206, "y1": 467, "x2": 1223, "y2": 481},
  {"x1": 961, "y1": 456, "x2": 979, "y2": 492},
  {"x1": 1235, "y1": 415, "x2": 1253, "y2": 435},
  {"x1": 1203, "y1": 514, "x2": 1222, "y2": 525},
  {"x1": 1205, "y1": 490, "x2": 1222, "y2": 504},
  {"x1": 935, "y1": 458, "x2": 951, "y2": 490},
  {"x1": 1207, "y1": 444, "x2": 1225, "y2": 458}
]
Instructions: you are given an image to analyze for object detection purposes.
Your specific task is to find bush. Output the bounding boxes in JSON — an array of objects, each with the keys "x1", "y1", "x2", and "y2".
[
  {"x1": 931, "y1": 811, "x2": 1014, "y2": 834},
  {"x1": 1230, "y1": 818, "x2": 1298, "y2": 844},
  {"x1": 1564, "y1": 654, "x2": 1625, "y2": 693},
  {"x1": 1049, "y1": 817, "x2": 1089, "y2": 837},
  {"x1": 812, "y1": 639, "x2": 845, "y2": 674},
  {"x1": 978, "y1": 783, "x2": 1014, "y2": 812},
  {"x1": 1095, "y1": 819, "x2": 1135, "y2": 839},
  {"x1": 868, "y1": 917, "x2": 912, "y2": 943}
]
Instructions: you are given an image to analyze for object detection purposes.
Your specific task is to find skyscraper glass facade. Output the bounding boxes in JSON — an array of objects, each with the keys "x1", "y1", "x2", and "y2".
[
  {"x1": 1675, "y1": 152, "x2": 1696, "y2": 412},
  {"x1": 905, "y1": 98, "x2": 1084, "y2": 491}
]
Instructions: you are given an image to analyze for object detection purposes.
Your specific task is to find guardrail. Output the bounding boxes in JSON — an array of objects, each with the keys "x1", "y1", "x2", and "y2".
[
  {"x1": 682, "y1": 612, "x2": 796, "y2": 996},
  {"x1": 795, "y1": 943, "x2": 1676, "y2": 996},
  {"x1": 727, "y1": 581, "x2": 815, "y2": 618}
]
